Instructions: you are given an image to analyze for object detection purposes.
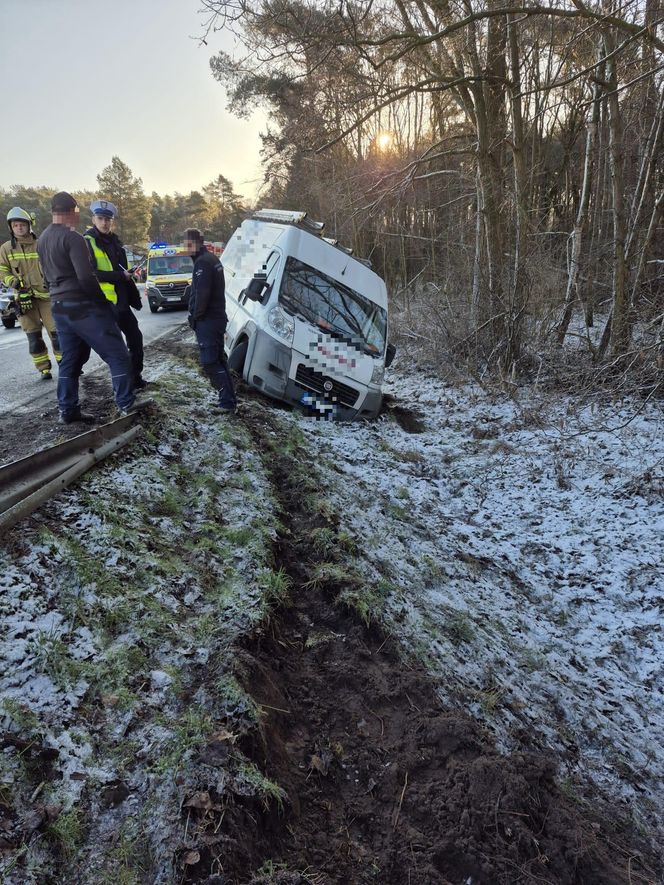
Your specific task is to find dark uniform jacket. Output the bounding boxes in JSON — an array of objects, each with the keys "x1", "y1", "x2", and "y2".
[
  {"x1": 36, "y1": 224, "x2": 106, "y2": 303},
  {"x1": 188, "y1": 246, "x2": 227, "y2": 326},
  {"x1": 84, "y1": 227, "x2": 142, "y2": 313}
]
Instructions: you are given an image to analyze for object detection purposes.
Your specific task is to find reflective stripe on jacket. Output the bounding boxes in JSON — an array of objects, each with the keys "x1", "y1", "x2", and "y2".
[
  {"x1": 0, "y1": 235, "x2": 48, "y2": 296},
  {"x1": 84, "y1": 235, "x2": 118, "y2": 304}
]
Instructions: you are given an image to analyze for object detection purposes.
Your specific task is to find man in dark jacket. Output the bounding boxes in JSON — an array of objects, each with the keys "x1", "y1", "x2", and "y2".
[
  {"x1": 184, "y1": 228, "x2": 236, "y2": 412},
  {"x1": 36, "y1": 192, "x2": 135, "y2": 424},
  {"x1": 85, "y1": 200, "x2": 146, "y2": 389}
]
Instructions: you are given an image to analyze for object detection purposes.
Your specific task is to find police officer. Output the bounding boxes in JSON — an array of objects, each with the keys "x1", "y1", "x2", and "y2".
[
  {"x1": 36, "y1": 192, "x2": 135, "y2": 424},
  {"x1": 85, "y1": 200, "x2": 146, "y2": 389},
  {"x1": 0, "y1": 207, "x2": 61, "y2": 378},
  {"x1": 183, "y1": 227, "x2": 237, "y2": 413}
]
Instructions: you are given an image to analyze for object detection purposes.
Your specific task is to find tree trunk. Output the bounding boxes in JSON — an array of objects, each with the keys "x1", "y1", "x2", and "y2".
[
  {"x1": 507, "y1": 13, "x2": 528, "y2": 363},
  {"x1": 602, "y1": 28, "x2": 630, "y2": 357},
  {"x1": 556, "y1": 74, "x2": 602, "y2": 344}
]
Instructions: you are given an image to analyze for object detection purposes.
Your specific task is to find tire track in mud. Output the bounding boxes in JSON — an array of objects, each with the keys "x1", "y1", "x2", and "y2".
[{"x1": 184, "y1": 406, "x2": 661, "y2": 885}]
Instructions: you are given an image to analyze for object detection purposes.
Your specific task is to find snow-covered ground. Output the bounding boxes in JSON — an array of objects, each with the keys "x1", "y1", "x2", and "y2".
[
  {"x1": 1, "y1": 354, "x2": 663, "y2": 879},
  {"x1": 297, "y1": 369, "x2": 664, "y2": 845}
]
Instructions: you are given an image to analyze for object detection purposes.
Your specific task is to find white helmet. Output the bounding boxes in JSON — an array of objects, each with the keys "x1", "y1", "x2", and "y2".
[{"x1": 7, "y1": 207, "x2": 35, "y2": 237}]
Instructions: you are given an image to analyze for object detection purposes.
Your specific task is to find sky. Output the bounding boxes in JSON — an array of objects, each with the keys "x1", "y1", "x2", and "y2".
[{"x1": 0, "y1": 0, "x2": 266, "y2": 201}]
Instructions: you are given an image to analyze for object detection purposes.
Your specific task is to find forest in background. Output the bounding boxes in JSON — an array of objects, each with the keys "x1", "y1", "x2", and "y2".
[
  {"x1": 0, "y1": 157, "x2": 246, "y2": 259},
  {"x1": 201, "y1": 0, "x2": 664, "y2": 373},
  {"x1": 4, "y1": 0, "x2": 664, "y2": 376}
]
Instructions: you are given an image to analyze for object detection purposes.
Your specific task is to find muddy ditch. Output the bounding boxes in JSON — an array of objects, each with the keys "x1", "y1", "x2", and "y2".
[{"x1": 178, "y1": 406, "x2": 661, "y2": 885}]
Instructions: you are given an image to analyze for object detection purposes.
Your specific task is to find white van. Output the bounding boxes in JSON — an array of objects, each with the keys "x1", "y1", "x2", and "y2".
[{"x1": 222, "y1": 210, "x2": 395, "y2": 420}]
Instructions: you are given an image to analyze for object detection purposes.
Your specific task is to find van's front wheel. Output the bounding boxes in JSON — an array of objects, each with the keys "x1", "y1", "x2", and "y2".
[{"x1": 228, "y1": 339, "x2": 248, "y2": 376}]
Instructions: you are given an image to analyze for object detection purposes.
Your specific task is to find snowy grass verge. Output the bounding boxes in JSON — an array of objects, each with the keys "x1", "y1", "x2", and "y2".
[{"x1": 0, "y1": 360, "x2": 280, "y2": 883}]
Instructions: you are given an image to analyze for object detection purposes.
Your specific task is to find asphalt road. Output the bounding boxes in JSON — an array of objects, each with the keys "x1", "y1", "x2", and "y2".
[{"x1": 0, "y1": 289, "x2": 188, "y2": 417}]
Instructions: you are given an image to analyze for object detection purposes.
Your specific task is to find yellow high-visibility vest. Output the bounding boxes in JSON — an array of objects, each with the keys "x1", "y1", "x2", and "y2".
[{"x1": 84, "y1": 235, "x2": 118, "y2": 305}]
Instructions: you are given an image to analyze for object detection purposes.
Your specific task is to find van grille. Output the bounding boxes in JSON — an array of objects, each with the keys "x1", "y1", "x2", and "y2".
[
  {"x1": 295, "y1": 364, "x2": 360, "y2": 408},
  {"x1": 156, "y1": 282, "x2": 188, "y2": 298}
]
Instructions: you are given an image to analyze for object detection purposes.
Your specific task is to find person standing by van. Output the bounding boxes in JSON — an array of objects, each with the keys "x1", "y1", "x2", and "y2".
[
  {"x1": 37, "y1": 192, "x2": 135, "y2": 424},
  {"x1": 0, "y1": 207, "x2": 61, "y2": 379},
  {"x1": 183, "y1": 228, "x2": 237, "y2": 413},
  {"x1": 84, "y1": 200, "x2": 146, "y2": 390}
]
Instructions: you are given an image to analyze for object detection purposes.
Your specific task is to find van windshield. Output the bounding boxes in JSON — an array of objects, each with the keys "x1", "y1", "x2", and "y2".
[
  {"x1": 148, "y1": 255, "x2": 192, "y2": 276},
  {"x1": 278, "y1": 257, "x2": 387, "y2": 356}
]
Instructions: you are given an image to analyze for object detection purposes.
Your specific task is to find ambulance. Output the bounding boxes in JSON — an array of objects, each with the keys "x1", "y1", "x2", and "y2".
[
  {"x1": 222, "y1": 209, "x2": 395, "y2": 420},
  {"x1": 144, "y1": 244, "x2": 193, "y2": 313}
]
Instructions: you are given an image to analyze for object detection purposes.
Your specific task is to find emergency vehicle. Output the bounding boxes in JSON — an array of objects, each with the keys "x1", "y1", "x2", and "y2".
[
  {"x1": 144, "y1": 244, "x2": 193, "y2": 312},
  {"x1": 144, "y1": 242, "x2": 224, "y2": 312},
  {"x1": 221, "y1": 209, "x2": 395, "y2": 420}
]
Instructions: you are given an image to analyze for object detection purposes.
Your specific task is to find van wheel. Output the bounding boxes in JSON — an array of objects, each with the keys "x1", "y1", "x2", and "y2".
[
  {"x1": 149, "y1": 301, "x2": 159, "y2": 314},
  {"x1": 1, "y1": 316, "x2": 16, "y2": 329},
  {"x1": 228, "y1": 340, "x2": 248, "y2": 375}
]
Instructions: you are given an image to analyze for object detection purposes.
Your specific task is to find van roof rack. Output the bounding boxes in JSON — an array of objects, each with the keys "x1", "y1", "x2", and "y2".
[
  {"x1": 250, "y1": 209, "x2": 325, "y2": 236},
  {"x1": 250, "y1": 210, "x2": 369, "y2": 264},
  {"x1": 251, "y1": 208, "x2": 325, "y2": 233},
  {"x1": 323, "y1": 236, "x2": 356, "y2": 256}
]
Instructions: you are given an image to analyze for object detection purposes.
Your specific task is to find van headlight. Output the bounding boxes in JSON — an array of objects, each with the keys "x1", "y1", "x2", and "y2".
[
  {"x1": 268, "y1": 306, "x2": 294, "y2": 343},
  {"x1": 371, "y1": 363, "x2": 385, "y2": 385}
]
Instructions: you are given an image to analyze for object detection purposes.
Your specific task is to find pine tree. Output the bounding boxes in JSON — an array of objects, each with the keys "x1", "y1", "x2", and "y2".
[{"x1": 96, "y1": 157, "x2": 150, "y2": 247}]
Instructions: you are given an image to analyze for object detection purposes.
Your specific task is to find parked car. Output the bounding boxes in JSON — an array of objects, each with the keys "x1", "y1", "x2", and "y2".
[{"x1": 0, "y1": 286, "x2": 19, "y2": 329}]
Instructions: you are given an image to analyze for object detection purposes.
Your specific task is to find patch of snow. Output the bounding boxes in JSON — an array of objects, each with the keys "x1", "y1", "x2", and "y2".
[{"x1": 295, "y1": 369, "x2": 664, "y2": 839}]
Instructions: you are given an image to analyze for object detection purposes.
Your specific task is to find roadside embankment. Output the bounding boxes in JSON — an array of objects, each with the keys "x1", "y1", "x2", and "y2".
[{"x1": 1, "y1": 343, "x2": 662, "y2": 883}]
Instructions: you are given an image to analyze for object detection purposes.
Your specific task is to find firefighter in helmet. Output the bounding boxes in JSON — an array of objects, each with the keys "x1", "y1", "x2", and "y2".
[{"x1": 0, "y1": 207, "x2": 61, "y2": 378}]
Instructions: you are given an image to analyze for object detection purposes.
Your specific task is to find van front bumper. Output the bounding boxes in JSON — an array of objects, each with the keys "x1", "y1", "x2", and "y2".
[
  {"x1": 146, "y1": 285, "x2": 190, "y2": 310},
  {"x1": 246, "y1": 329, "x2": 382, "y2": 420}
]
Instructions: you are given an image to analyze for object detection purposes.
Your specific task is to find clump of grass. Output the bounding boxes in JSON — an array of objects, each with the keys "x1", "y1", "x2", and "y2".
[
  {"x1": 473, "y1": 681, "x2": 505, "y2": 716},
  {"x1": 258, "y1": 567, "x2": 292, "y2": 611},
  {"x1": 1, "y1": 698, "x2": 42, "y2": 736},
  {"x1": 443, "y1": 611, "x2": 474, "y2": 646},
  {"x1": 378, "y1": 440, "x2": 424, "y2": 464},
  {"x1": 337, "y1": 585, "x2": 387, "y2": 627},
  {"x1": 97, "y1": 809, "x2": 153, "y2": 884},
  {"x1": 304, "y1": 495, "x2": 337, "y2": 522},
  {"x1": 336, "y1": 530, "x2": 359, "y2": 556},
  {"x1": 521, "y1": 647, "x2": 547, "y2": 672},
  {"x1": 385, "y1": 502, "x2": 409, "y2": 521},
  {"x1": 152, "y1": 706, "x2": 214, "y2": 774},
  {"x1": 303, "y1": 562, "x2": 359, "y2": 593},
  {"x1": 152, "y1": 486, "x2": 183, "y2": 518},
  {"x1": 238, "y1": 762, "x2": 287, "y2": 811},
  {"x1": 217, "y1": 674, "x2": 261, "y2": 725},
  {"x1": 421, "y1": 554, "x2": 444, "y2": 580},
  {"x1": 225, "y1": 525, "x2": 255, "y2": 547},
  {"x1": 400, "y1": 449, "x2": 425, "y2": 464},
  {"x1": 47, "y1": 808, "x2": 84, "y2": 861},
  {"x1": 310, "y1": 526, "x2": 338, "y2": 558}
]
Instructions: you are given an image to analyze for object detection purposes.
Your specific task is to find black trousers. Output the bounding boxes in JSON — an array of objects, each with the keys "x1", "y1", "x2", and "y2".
[{"x1": 116, "y1": 309, "x2": 144, "y2": 383}]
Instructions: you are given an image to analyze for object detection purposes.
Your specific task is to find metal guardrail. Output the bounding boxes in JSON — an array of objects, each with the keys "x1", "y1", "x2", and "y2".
[{"x1": 0, "y1": 414, "x2": 143, "y2": 530}]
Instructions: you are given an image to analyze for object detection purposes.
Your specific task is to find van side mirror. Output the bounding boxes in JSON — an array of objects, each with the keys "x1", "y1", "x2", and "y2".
[
  {"x1": 245, "y1": 273, "x2": 268, "y2": 302},
  {"x1": 385, "y1": 342, "x2": 396, "y2": 368}
]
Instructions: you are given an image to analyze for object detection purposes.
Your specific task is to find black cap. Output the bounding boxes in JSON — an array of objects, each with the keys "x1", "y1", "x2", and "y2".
[{"x1": 51, "y1": 191, "x2": 78, "y2": 212}]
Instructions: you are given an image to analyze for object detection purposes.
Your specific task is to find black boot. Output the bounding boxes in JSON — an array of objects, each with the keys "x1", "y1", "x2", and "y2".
[{"x1": 58, "y1": 410, "x2": 96, "y2": 425}]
